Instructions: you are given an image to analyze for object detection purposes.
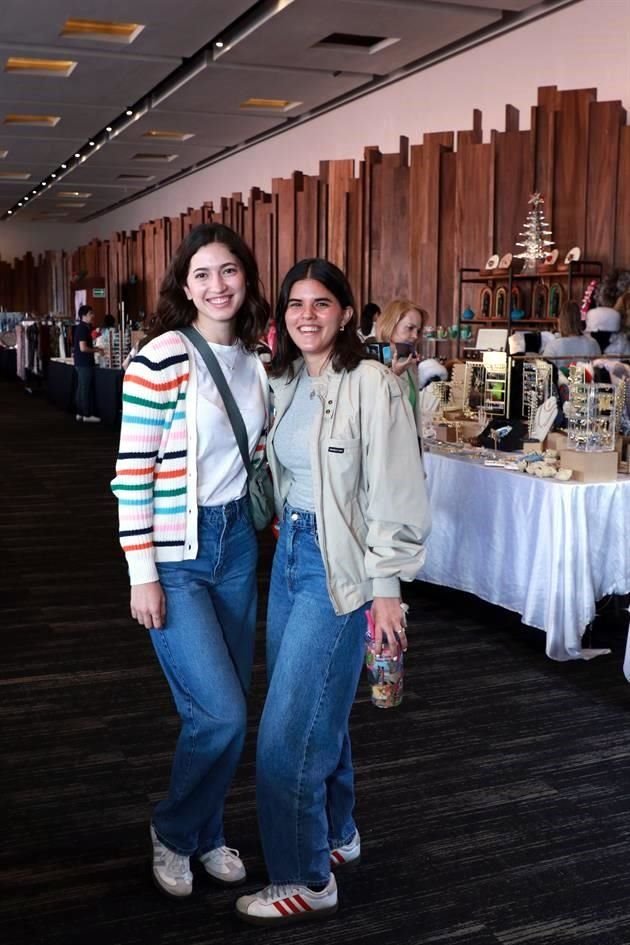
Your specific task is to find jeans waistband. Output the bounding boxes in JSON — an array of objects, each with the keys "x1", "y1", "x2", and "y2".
[
  {"x1": 283, "y1": 505, "x2": 317, "y2": 531},
  {"x1": 199, "y1": 494, "x2": 248, "y2": 524}
]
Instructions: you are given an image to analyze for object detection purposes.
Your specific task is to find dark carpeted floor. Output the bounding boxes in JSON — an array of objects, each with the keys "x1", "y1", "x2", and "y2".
[{"x1": 2, "y1": 375, "x2": 630, "y2": 945}]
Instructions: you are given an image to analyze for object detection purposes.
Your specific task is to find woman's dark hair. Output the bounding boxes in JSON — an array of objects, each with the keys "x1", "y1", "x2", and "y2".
[
  {"x1": 143, "y1": 223, "x2": 269, "y2": 350},
  {"x1": 360, "y1": 302, "x2": 380, "y2": 337},
  {"x1": 557, "y1": 300, "x2": 582, "y2": 337},
  {"x1": 103, "y1": 313, "x2": 116, "y2": 328},
  {"x1": 270, "y1": 258, "x2": 365, "y2": 379}
]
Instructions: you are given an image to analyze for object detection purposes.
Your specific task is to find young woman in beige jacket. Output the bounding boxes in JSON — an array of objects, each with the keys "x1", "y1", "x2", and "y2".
[{"x1": 236, "y1": 259, "x2": 430, "y2": 927}]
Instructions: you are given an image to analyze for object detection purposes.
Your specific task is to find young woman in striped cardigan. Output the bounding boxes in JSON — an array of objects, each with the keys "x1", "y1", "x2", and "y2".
[{"x1": 111, "y1": 223, "x2": 269, "y2": 898}]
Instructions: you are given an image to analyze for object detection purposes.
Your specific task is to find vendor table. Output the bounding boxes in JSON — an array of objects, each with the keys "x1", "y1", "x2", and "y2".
[
  {"x1": 46, "y1": 359, "x2": 122, "y2": 427},
  {"x1": 418, "y1": 448, "x2": 630, "y2": 660}
]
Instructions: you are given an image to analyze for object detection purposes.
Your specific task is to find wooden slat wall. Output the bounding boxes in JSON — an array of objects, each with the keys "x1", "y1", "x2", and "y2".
[{"x1": 3, "y1": 83, "x2": 630, "y2": 325}]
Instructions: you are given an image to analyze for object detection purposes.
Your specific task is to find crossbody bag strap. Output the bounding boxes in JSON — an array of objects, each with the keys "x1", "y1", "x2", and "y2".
[{"x1": 180, "y1": 326, "x2": 253, "y2": 475}]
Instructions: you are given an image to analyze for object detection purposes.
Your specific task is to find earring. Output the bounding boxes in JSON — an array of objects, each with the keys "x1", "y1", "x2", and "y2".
[{"x1": 340, "y1": 324, "x2": 345, "y2": 333}]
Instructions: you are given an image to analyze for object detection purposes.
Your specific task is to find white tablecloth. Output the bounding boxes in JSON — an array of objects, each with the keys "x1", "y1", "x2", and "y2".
[{"x1": 418, "y1": 449, "x2": 630, "y2": 660}]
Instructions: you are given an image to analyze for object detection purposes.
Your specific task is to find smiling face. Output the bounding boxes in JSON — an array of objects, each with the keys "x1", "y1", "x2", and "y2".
[
  {"x1": 284, "y1": 278, "x2": 352, "y2": 375},
  {"x1": 391, "y1": 308, "x2": 423, "y2": 348},
  {"x1": 184, "y1": 241, "x2": 246, "y2": 343}
]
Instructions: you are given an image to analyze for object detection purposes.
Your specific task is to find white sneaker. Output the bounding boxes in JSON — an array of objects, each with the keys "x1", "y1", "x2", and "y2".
[
  {"x1": 82, "y1": 415, "x2": 101, "y2": 423},
  {"x1": 236, "y1": 875, "x2": 337, "y2": 926},
  {"x1": 199, "y1": 845, "x2": 246, "y2": 886},
  {"x1": 150, "y1": 824, "x2": 193, "y2": 898},
  {"x1": 330, "y1": 829, "x2": 361, "y2": 868},
  {"x1": 75, "y1": 414, "x2": 83, "y2": 422}
]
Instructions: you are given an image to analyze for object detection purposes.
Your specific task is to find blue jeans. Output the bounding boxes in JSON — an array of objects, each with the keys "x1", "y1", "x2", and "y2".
[
  {"x1": 257, "y1": 507, "x2": 367, "y2": 885},
  {"x1": 150, "y1": 497, "x2": 257, "y2": 856}
]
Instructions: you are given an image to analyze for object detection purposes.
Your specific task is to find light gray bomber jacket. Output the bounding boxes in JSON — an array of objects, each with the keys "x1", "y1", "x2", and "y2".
[{"x1": 267, "y1": 357, "x2": 431, "y2": 615}]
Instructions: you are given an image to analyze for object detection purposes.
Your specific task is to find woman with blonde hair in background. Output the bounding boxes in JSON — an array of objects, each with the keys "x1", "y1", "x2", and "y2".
[{"x1": 376, "y1": 299, "x2": 428, "y2": 433}]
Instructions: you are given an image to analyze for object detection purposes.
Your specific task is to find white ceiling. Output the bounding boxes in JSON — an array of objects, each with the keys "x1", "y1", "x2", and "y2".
[{"x1": 0, "y1": 0, "x2": 575, "y2": 225}]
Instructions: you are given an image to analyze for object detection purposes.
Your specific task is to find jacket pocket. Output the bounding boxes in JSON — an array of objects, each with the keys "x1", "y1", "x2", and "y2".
[{"x1": 325, "y1": 437, "x2": 361, "y2": 497}]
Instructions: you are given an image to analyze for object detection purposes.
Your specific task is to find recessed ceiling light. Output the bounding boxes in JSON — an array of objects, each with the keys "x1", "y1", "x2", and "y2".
[
  {"x1": 60, "y1": 17, "x2": 145, "y2": 45},
  {"x1": 51, "y1": 173, "x2": 57, "y2": 178},
  {"x1": 3, "y1": 114, "x2": 60, "y2": 126},
  {"x1": 106, "y1": 126, "x2": 112, "y2": 132},
  {"x1": 143, "y1": 130, "x2": 194, "y2": 142},
  {"x1": 5, "y1": 56, "x2": 77, "y2": 77},
  {"x1": 215, "y1": 41, "x2": 224, "y2": 48},
  {"x1": 8, "y1": 210, "x2": 12, "y2": 214},
  {"x1": 61, "y1": 163, "x2": 67, "y2": 169},
  {"x1": 240, "y1": 97, "x2": 301, "y2": 112},
  {"x1": 74, "y1": 152, "x2": 80, "y2": 158},
  {"x1": 125, "y1": 108, "x2": 134, "y2": 116},
  {"x1": 117, "y1": 172, "x2": 154, "y2": 181},
  {"x1": 18, "y1": 202, "x2": 22, "y2": 206},
  {"x1": 89, "y1": 141, "x2": 95, "y2": 146},
  {"x1": 32, "y1": 189, "x2": 37, "y2": 194},
  {"x1": 24, "y1": 196, "x2": 28, "y2": 201},
  {"x1": 131, "y1": 152, "x2": 178, "y2": 163}
]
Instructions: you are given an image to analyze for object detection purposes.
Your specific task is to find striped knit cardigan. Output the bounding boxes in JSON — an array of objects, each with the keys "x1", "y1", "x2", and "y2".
[{"x1": 111, "y1": 330, "x2": 268, "y2": 586}]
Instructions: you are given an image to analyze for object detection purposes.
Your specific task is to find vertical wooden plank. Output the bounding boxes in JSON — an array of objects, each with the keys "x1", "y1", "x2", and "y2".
[
  {"x1": 585, "y1": 100, "x2": 625, "y2": 268},
  {"x1": 532, "y1": 105, "x2": 555, "y2": 221},
  {"x1": 295, "y1": 175, "x2": 319, "y2": 260},
  {"x1": 273, "y1": 175, "x2": 298, "y2": 283},
  {"x1": 409, "y1": 140, "x2": 450, "y2": 318},
  {"x1": 325, "y1": 158, "x2": 354, "y2": 270},
  {"x1": 457, "y1": 108, "x2": 482, "y2": 148},
  {"x1": 361, "y1": 147, "x2": 381, "y2": 304},
  {"x1": 552, "y1": 89, "x2": 596, "y2": 256},
  {"x1": 437, "y1": 151, "x2": 456, "y2": 325},
  {"x1": 493, "y1": 129, "x2": 534, "y2": 257},
  {"x1": 346, "y1": 178, "x2": 363, "y2": 305},
  {"x1": 614, "y1": 126, "x2": 630, "y2": 268},
  {"x1": 373, "y1": 150, "x2": 410, "y2": 303},
  {"x1": 454, "y1": 143, "x2": 494, "y2": 272}
]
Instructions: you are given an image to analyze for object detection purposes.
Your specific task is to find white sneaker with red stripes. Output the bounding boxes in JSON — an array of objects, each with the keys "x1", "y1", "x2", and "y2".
[
  {"x1": 330, "y1": 829, "x2": 361, "y2": 868},
  {"x1": 235, "y1": 875, "x2": 337, "y2": 925}
]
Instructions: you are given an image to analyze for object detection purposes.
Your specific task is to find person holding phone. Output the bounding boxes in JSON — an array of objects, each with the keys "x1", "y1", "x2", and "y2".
[
  {"x1": 376, "y1": 299, "x2": 427, "y2": 433},
  {"x1": 235, "y1": 259, "x2": 430, "y2": 926}
]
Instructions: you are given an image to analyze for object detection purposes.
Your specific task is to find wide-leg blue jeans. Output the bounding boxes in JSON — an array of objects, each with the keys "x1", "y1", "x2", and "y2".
[
  {"x1": 150, "y1": 497, "x2": 257, "y2": 857},
  {"x1": 257, "y1": 506, "x2": 366, "y2": 885}
]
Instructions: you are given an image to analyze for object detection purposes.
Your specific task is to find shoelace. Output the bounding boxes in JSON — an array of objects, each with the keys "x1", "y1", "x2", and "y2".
[
  {"x1": 208, "y1": 845, "x2": 240, "y2": 862},
  {"x1": 261, "y1": 883, "x2": 301, "y2": 902},
  {"x1": 158, "y1": 848, "x2": 193, "y2": 881}
]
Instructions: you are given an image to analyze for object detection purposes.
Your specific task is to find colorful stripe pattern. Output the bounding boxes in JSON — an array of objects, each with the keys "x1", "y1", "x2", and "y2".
[{"x1": 111, "y1": 330, "x2": 267, "y2": 586}]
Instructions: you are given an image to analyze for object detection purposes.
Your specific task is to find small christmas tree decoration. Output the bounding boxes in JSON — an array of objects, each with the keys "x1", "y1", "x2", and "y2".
[{"x1": 514, "y1": 192, "x2": 554, "y2": 271}]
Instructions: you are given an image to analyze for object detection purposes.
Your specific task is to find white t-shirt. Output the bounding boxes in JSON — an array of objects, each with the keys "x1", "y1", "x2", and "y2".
[{"x1": 194, "y1": 343, "x2": 266, "y2": 506}]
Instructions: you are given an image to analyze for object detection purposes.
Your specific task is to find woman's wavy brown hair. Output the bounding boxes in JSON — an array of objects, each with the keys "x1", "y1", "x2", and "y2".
[
  {"x1": 270, "y1": 258, "x2": 365, "y2": 380},
  {"x1": 142, "y1": 223, "x2": 269, "y2": 350}
]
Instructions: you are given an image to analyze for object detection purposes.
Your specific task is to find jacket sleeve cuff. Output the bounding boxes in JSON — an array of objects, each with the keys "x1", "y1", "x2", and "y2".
[
  {"x1": 372, "y1": 576, "x2": 401, "y2": 599},
  {"x1": 128, "y1": 557, "x2": 159, "y2": 586}
]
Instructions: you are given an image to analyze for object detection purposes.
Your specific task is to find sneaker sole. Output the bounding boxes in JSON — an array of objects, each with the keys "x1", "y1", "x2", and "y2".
[
  {"x1": 236, "y1": 903, "x2": 338, "y2": 926},
  {"x1": 202, "y1": 869, "x2": 247, "y2": 888}
]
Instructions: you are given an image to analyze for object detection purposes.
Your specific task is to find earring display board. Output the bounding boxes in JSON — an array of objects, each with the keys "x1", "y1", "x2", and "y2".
[{"x1": 565, "y1": 367, "x2": 625, "y2": 452}]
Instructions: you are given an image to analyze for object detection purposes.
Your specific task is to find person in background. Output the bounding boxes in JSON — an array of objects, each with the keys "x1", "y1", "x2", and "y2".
[
  {"x1": 358, "y1": 301, "x2": 380, "y2": 341},
  {"x1": 376, "y1": 299, "x2": 427, "y2": 433},
  {"x1": 542, "y1": 300, "x2": 601, "y2": 370},
  {"x1": 73, "y1": 303, "x2": 101, "y2": 423},
  {"x1": 235, "y1": 259, "x2": 430, "y2": 926},
  {"x1": 606, "y1": 290, "x2": 630, "y2": 356},
  {"x1": 111, "y1": 223, "x2": 270, "y2": 900}
]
